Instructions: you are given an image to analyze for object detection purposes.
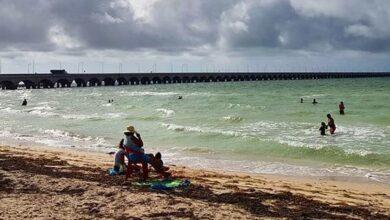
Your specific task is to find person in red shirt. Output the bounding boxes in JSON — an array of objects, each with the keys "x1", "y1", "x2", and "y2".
[{"x1": 339, "y1": 102, "x2": 345, "y2": 115}]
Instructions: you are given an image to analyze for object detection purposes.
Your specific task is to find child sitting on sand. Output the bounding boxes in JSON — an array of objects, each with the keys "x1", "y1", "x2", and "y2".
[
  {"x1": 319, "y1": 122, "x2": 327, "y2": 136},
  {"x1": 149, "y1": 152, "x2": 171, "y2": 178}
]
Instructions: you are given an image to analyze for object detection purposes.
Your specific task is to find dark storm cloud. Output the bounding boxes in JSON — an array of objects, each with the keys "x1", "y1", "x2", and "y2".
[
  {"x1": 220, "y1": 0, "x2": 390, "y2": 52},
  {"x1": 0, "y1": 0, "x2": 55, "y2": 51},
  {"x1": 1, "y1": 0, "x2": 390, "y2": 53}
]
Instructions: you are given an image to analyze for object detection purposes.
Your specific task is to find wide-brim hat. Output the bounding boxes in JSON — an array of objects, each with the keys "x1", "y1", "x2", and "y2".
[{"x1": 124, "y1": 125, "x2": 136, "y2": 133}]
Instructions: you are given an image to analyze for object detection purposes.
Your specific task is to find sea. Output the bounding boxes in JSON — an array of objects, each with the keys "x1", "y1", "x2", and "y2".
[{"x1": 1, "y1": 78, "x2": 389, "y2": 183}]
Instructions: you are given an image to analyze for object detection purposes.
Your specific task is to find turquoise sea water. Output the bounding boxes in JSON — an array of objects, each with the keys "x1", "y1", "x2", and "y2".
[{"x1": 1, "y1": 78, "x2": 389, "y2": 182}]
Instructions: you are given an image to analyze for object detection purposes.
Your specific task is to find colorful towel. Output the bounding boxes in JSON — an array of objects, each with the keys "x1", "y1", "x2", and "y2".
[{"x1": 134, "y1": 179, "x2": 190, "y2": 190}]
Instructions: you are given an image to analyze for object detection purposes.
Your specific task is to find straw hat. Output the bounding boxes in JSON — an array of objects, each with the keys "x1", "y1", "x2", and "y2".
[{"x1": 124, "y1": 125, "x2": 136, "y2": 133}]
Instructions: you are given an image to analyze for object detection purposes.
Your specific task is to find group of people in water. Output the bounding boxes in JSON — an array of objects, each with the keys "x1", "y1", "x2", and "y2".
[
  {"x1": 301, "y1": 98, "x2": 345, "y2": 136},
  {"x1": 112, "y1": 125, "x2": 171, "y2": 180},
  {"x1": 319, "y1": 114, "x2": 337, "y2": 135},
  {"x1": 300, "y1": 98, "x2": 345, "y2": 135}
]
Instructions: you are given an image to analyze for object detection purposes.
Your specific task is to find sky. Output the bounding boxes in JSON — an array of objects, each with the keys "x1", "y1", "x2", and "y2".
[{"x1": 1, "y1": 0, "x2": 390, "y2": 73}]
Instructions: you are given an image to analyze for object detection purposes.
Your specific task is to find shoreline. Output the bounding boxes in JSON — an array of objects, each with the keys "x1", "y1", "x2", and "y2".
[
  {"x1": 1, "y1": 144, "x2": 389, "y2": 219},
  {"x1": 2, "y1": 138, "x2": 389, "y2": 185}
]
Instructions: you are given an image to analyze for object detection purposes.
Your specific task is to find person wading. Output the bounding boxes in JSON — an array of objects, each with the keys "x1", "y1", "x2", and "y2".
[
  {"x1": 327, "y1": 114, "x2": 336, "y2": 134},
  {"x1": 339, "y1": 101, "x2": 345, "y2": 115}
]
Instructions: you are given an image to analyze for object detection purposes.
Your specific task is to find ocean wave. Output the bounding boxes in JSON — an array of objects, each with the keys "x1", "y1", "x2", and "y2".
[
  {"x1": 227, "y1": 103, "x2": 254, "y2": 109},
  {"x1": 0, "y1": 105, "x2": 59, "y2": 118},
  {"x1": 166, "y1": 153, "x2": 390, "y2": 183},
  {"x1": 38, "y1": 129, "x2": 110, "y2": 148},
  {"x1": 25, "y1": 105, "x2": 58, "y2": 117},
  {"x1": 0, "y1": 107, "x2": 21, "y2": 114},
  {"x1": 160, "y1": 121, "x2": 390, "y2": 166},
  {"x1": 61, "y1": 113, "x2": 100, "y2": 120},
  {"x1": 0, "y1": 128, "x2": 109, "y2": 149},
  {"x1": 119, "y1": 91, "x2": 179, "y2": 97},
  {"x1": 61, "y1": 112, "x2": 125, "y2": 120},
  {"x1": 186, "y1": 92, "x2": 215, "y2": 97},
  {"x1": 156, "y1": 108, "x2": 175, "y2": 118},
  {"x1": 28, "y1": 110, "x2": 58, "y2": 117},
  {"x1": 160, "y1": 123, "x2": 245, "y2": 137},
  {"x1": 161, "y1": 123, "x2": 203, "y2": 132},
  {"x1": 223, "y1": 116, "x2": 244, "y2": 123},
  {"x1": 87, "y1": 92, "x2": 103, "y2": 97},
  {"x1": 104, "y1": 113, "x2": 126, "y2": 119},
  {"x1": 138, "y1": 115, "x2": 160, "y2": 121},
  {"x1": 301, "y1": 94, "x2": 328, "y2": 99}
]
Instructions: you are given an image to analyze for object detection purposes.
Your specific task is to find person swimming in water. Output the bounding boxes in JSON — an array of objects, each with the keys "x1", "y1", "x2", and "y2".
[
  {"x1": 22, "y1": 99, "x2": 27, "y2": 106},
  {"x1": 339, "y1": 101, "x2": 345, "y2": 115},
  {"x1": 312, "y1": 99, "x2": 318, "y2": 104},
  {"x1": 300, "y1": 98, "x2": 303, "y2": 103},
  {"x1": 327, "y1": 114, "x2": 336, "y2": 134},
  {"x1": 319, "y1": 122, "x2": 327, "y2": 136}
]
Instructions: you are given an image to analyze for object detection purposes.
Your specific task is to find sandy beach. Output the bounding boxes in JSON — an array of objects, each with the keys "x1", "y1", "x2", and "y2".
[{"x1": 0, "y1": 145, "x2": 388, "y2": 219}]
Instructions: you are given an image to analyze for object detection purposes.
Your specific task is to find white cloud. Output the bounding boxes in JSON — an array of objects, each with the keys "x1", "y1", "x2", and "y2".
[
  {"x1": 127, "y1": 0, "x2": 159, "y2": 22},
  {"x1": 48, "y1": 25, "x2": 82, "y2": 49}
]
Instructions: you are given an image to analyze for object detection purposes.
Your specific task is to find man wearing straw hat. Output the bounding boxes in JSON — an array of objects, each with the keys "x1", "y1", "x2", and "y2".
[{"x1": 122, "y1": 125, "x2": 150, "y2": 180}]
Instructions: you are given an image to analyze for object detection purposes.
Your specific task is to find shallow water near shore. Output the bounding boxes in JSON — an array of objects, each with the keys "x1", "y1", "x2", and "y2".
[{"x1": 1, "y1": 78, "x2": 389, "y2": 182}]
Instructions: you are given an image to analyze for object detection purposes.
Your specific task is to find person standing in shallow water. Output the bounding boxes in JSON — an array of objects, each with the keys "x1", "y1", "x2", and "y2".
[
  {"x1": 327, "y1": 114, "x2": 336, "y2": 134},
  {"x1": 319, "y1": 122, "x2": 327, "y2": 136},
  {"x1": 22, "y1": 99, "x2": 27, "y2": 106},
  {"x1": 339, "y1": 102, "x2": 345, "y2": 115},
  {"x1": 300, "y1": 98, "x2": 303, "y2": 103}
]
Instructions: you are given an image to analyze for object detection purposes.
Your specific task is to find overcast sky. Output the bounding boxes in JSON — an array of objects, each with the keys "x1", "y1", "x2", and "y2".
[{"x1": 1, "y1": 0, "x2": 390, "y2": 73}]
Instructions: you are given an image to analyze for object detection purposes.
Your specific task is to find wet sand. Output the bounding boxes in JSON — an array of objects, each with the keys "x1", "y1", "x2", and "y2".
[{"x1": 0, "y1": 145, "x2": 389, "y2": 219}]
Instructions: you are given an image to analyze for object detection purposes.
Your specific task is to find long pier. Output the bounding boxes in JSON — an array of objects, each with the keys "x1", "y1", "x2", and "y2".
[{"x1": 1, "y1": 72, "x2": 389, "y2": 90}]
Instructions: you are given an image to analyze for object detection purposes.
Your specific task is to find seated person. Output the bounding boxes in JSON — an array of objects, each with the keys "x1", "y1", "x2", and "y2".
[
  {"x1": 123, "y1": 125, "x2": 150, "y2": 180},
  {"x1": 113, "y1": 140, "x2": 127, "y2": 174},
  {"x1": 149, "y1": 152, "x2": 171, "y2": 178}
]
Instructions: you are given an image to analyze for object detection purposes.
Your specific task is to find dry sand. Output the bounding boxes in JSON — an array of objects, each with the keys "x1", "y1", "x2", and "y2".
[{"x1": 0, "y1": 145, "x2": 389, "y2": 219}]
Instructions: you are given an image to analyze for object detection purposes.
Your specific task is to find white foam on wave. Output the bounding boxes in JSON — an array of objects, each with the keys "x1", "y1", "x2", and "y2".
[
  {"x1": 119, "y1": 91, "x2": 179, "y2": 97},
  {"x1": 301, "y1": 94, "x2": 328, "y2": 99},
  {"x1": 0, "y1": 124, "x2": 110, "y2": 149},
  {"x1": 240, "y1": 121, "x2": 389, "y2": 153},
  {"x1": 40, "y1": 129, "x2": 104, "y2": 142},
  {"x1": 87, "y1": 92, "x2": 103, "y2": 97},
  {"x1": 61, "y1": 113, "x2": 100, "y2": 120},
  {"x1": 186, "y1": 92, "x2": 215, "y2": 97},
  {"x1": 160, "y1": 120, "x2": 389, "y2": 155},
  {"x1": 61, "y1": 112, "x2": 125, "y2": 120},
  {"x1": 104, "y1": 113, "x2": 126, "y2": 119},
  {"x1": 161, "y1": 123, "x2": 203, "y2": 133},
  {"x1": 223, "y1": 116, "x2": 244, "y2": 122},
  {"x1": 156, "y1": 108, "x2": 175, "y2": 118},
  {"x1": 2, "y1": 128, "x2": 111, "y2": 149},
  {"x1": 163, "y1": 151, "x2": 390, "y2": 183},
  {"x1": 160, "y1": 123, "x2": 245, "y2": 137},
  {"x1": 227, "y1": 103, "x2": 255, "y2": 109},
  {"x1": 0, "y1": 104, "x2": 59, "y2": 118},
  {"x1": 0, "y1": 107, "x2": 21, "y2": 114},
  {"x1": 26, "y1": 105, "x2": 58, "y2": 117}
]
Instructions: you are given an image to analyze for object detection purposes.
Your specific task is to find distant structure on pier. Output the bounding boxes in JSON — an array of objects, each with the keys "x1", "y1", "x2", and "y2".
[
  {"x1": 0, "y1": 70, "x2": 389, "y2": 90},
  {"x1": 50, "y1": 69, "x2": 68, "y2": 75}
]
